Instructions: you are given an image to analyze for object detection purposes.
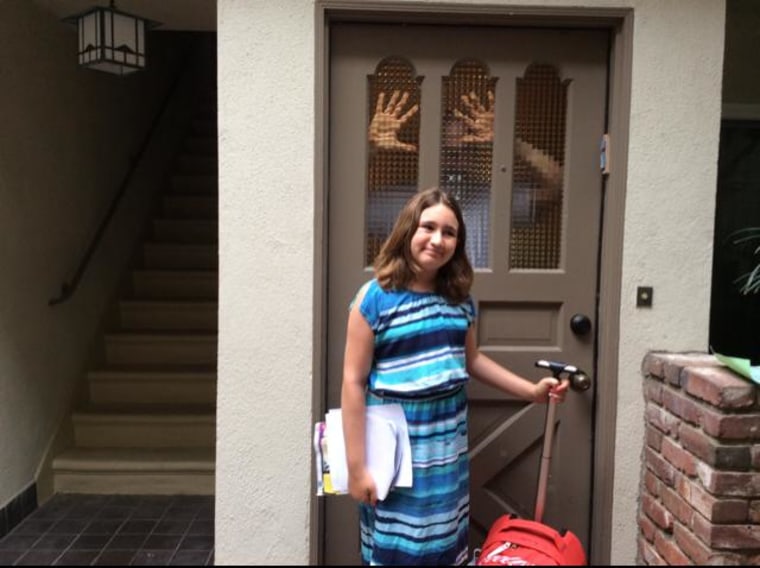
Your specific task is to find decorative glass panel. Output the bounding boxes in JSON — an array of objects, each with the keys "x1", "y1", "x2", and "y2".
[
  {"x1": 439, "y1": 60, "x2": 497, "y2": 269},
  {"x1": 366, "y1": 57, "x2": 422, "y2": 265},
  {"x1": 509, "y1": 64, "x2": 569, "y2": 269}
]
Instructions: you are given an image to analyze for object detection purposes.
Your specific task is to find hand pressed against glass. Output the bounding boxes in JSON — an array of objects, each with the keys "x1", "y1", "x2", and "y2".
[{"x1": 410, "y1": 203, "x2": 459, "y2": 289}]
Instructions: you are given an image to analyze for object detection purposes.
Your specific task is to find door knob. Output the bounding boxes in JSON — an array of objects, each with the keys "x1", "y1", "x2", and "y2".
[{"x1": 570, "y1": 313, "x2": 592, "y2": 336}]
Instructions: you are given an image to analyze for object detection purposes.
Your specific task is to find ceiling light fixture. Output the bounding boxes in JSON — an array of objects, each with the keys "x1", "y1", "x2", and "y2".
[{"x1": 64, "y1": 1, "x2": 159, "y2": 75}]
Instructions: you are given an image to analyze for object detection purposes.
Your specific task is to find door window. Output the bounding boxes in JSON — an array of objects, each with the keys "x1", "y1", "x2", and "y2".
[{"x1": 510, "y1": 64, "x2": 568, "y2": 269}]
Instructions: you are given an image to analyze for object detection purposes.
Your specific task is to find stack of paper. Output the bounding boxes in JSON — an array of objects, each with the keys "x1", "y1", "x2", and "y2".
[{"x1": 313, "y1": 404, "x2": 413, "y2": 501}]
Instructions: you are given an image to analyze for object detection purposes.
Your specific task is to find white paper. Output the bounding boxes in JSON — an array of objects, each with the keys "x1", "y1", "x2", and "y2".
[{"x1": 322, "y1": 404, "x2": 412, "y2": 501}]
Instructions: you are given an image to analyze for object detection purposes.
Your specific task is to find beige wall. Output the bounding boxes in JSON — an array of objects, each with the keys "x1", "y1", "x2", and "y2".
[
  {"x1": 215, "y1": 0, "x2": 725, "y2": 564},
  {"x1": 0, "y1": 0, "x2": 190, "y2": 508},
  {"x1": 215, "y1": 0, "x2": 315, "y2": 563}
]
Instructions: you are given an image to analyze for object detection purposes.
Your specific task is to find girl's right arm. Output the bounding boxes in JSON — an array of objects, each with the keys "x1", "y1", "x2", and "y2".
[{"x1": 340, "y1": 296, "x2": 377, "y2": 505}]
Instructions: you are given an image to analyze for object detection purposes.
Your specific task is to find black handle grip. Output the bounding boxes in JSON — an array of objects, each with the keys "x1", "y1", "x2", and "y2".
[{"x1": 535, "y1": 359, "x2": 592, "y2": 392}]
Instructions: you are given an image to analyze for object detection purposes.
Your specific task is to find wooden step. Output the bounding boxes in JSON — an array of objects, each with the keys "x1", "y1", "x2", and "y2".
[
  {"x1": 52, "y1": 447, "x2": 214, "y2": 495},
  {"x1": 142, "y1": 243, "x2": 218, "y2": 270},
  {"x1": 152, "y1": 218, "x2": 218, "y2": 243},
  {"x1": 88, "y1": 369, "x2": 216, "y2": 405},
  {"x1": 131, "y1": 270, "x2": 218, "y2": 300},
  {"x1": 104, "y1": 333, "x2": 217, "y2": 367},
  {"x1": 72, "y1": 409, "x2": 215, "y2": 448},
  {"x1": 118, "y1": 300, "x2": 218, "y2": 331}
]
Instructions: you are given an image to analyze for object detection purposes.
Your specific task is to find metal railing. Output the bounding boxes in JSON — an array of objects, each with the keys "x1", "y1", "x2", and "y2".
[{"x1": 49, "y1": 50, "x2": 192, "y2": 306}]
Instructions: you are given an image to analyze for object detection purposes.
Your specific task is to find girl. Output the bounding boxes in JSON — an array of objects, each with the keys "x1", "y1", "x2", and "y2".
[{"x1": 341, "y1": 187, "x2": 568, "y2": 566}]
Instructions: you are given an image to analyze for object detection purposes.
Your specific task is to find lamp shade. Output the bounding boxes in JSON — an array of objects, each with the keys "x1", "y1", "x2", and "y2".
[{"x1": 64, "y1": 4, "x2": 158, "y2": 75}]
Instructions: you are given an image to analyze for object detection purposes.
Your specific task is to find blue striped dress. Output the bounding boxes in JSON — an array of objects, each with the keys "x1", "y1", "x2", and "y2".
[{"x1": 355, "y1": 279, "x2": 475, "y2": 566}]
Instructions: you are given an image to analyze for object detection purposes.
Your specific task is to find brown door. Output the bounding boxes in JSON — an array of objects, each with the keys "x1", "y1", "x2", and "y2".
[{"x1": 324, "y1": 22, "x2": 607, "y2": 565}]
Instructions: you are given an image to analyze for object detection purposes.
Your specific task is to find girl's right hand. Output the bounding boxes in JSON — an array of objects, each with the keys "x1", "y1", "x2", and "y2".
[{"x1": 348, "y1": 467, "x2": 378, "y2": 506}]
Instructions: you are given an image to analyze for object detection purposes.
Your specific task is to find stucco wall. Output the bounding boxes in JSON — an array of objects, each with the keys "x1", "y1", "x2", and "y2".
[
  {"x1": 216, "y1": 0, "x2": 315, "y2": 563},
  {"x1": 0, "y1": 0, "x2": 190, "y2": 509},
  {"x1": 215, "y1": 0, "x2": 725, "y2": 564}
]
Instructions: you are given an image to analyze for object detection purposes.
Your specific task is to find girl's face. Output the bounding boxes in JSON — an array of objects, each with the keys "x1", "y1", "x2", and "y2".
[{"x1": 410, "y1": 203, "x2": 459, "y2": 279}]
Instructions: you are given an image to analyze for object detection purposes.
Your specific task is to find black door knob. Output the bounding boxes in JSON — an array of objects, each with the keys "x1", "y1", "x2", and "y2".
[{"x1": 570, "y1": 313, "x2": 592, "y2": 336}]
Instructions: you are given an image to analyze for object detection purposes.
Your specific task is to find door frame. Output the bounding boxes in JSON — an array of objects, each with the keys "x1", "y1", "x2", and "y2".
[{"x1": 311, "y1": 3, "x2": 633, "y2": 565}]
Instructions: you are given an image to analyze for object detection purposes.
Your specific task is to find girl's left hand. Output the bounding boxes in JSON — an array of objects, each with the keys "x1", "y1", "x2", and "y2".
[{"x1": 534, "y1": 377, "x2": 570, "y2": 403}]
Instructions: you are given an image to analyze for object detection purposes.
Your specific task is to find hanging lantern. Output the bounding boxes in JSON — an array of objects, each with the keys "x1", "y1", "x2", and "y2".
[{"x1": 64, "y1": 1, "x2": 159, "y2": 75}]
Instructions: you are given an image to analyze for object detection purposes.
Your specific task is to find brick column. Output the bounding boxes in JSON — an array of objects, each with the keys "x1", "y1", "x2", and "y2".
[{"x1": 639, "y1": 352, "x2": 760, "y2": 564}]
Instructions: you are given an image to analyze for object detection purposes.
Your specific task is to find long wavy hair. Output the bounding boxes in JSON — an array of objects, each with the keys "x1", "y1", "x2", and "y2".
[{"x1": 374, "y1": 187, "x2": 474, "y2": 303}]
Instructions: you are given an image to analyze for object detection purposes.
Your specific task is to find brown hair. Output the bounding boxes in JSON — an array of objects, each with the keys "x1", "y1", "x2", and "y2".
[{"x1": 374, "y1": 187, "x2": 474, "y2": 303}]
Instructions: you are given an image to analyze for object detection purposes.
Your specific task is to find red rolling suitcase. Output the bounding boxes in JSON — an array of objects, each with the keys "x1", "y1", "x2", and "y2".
[{"x1": 475, "y1": 360, "x2": 590, "y2": 566}]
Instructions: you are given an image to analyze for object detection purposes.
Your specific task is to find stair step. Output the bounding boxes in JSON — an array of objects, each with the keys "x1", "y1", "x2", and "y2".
[
  {"x1": 49, "y1": 45, "x2": 220, "y2": 499},
  {"x1": 131, "y1": 270, "x2": 218, "y2": 300},
  {"x1": 119, "y1": 300, "x2": 218, "y2": 331},
  {"x1": 190, "y1": 118, "x2": 216, "y2": 136},
  {"x1": 184, "y1": 137, "x2": 217, "y2": 156},
  {"x1": 152, "y1": 218, "x2": 218, "y2": 244},
  {"x1": 152, "y1": 219, "x2": 218, "y2": 243},
  {"x1": 104, "y1": 333, "x2": 217, "y2": 366},
  {"x1": 142, "y1": 243, "x2": 218, "y2": 270},
  {"x1": 52, "y1": 447, "x2": 214, "y2": 495},
  {"x1": 162, "y1": 195, "x2": 217, "y2": 219},
  {"x1": 72, "y1": 410, "x2": 215, "y2": 448},
  {"x1": 176, "y1": 155, "x2": 218, "y2": 175},
  {"x1": 88, "y1": 369, "x2": 216, "y2": 405},
  {"x1": 170, "y1": 174, "x2": 217, "y2": 194}
]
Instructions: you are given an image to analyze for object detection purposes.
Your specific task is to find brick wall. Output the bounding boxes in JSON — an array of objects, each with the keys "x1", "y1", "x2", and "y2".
[{"x1": 639, "y1": 352, "x2": 760, "y2": 565}]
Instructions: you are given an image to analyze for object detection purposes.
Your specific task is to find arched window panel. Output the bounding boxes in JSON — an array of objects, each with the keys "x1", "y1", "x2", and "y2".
[
  {"x1": 366, "y1": 57, "x2": 423, "y2": 266},
  {"x1": 439, "y1": 59, "x2": 497, "y2": 269},
  {"x1": 509, "y1": 63, "x2": 570, "y2": 270}
]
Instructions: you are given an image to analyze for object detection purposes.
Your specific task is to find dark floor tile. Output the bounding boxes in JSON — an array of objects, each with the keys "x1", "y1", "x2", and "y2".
[
  {"x1": 70, "y1": 533, "x2": 112, "y2": 549},
  {"x1": 32, "y1": 533, "x2": 78, "y2": 550},
  {"x1": 187, "y1": 520, "x2": 213, "y2": 536},
  {"x1": 194, "y1": 504, "x2": 214, "y2": 521},
  {"x1": 131, "y1": 549, "x2": 173, "y2": 565},
  {"x1": 93, "y1": 548, "x2": 137, "y2": 565},
  {"x1": 164, "y1": 506, "x2": 197, "y2": 520},
  {"x1": 65, "y1": 505, "x2": 103, "y2": 520},
  {"x1": 14, "y1": 549, "x2": 63, "y2": 565},
  {"x1": 106, "y1": 496, "x2": 140, "y2": 506},
  {"x1": 83, "y1": 519, "x2": 122, "y2": 535},
  {"x1": 12, "y1": 519, "x2": 56, "y2": 536},
  {"x1": 0, "y1": 549, "x2": 25, "y2": 565},
  {"x1": 96, "y1": 506, "x2": 133, "y2": 521},
  {"x1": 55, "y1": 548, "x2": 100, "y2": 566},
  {"x1": 178, "y1": 535, "x2": 213, "y2": 551},
  {"x1": 153, "y1": 519, "x2": 190, "y2": 535},
  {"x1": 119, "y1": 520, "x2": 157, "y2": 534},
  {"x1": 130, "y1": 506, "x2": 168, "y2": 521},
  {"x1": 143, "y1": 534, "x2": 182, "y2": 550},
  {"x1": 169, "y1": 549, "x2": 210, "y2": 565},
  {"x1": 0, "y1": 534, "x2": 40, "y2": 550},
  {"x1": 0, "y1": 495, "x2": 214, "y2": 567},
  {"x1": 29, "y1": 503, "x2": 72, "y2": 522},
  {"x1": 49, "y1": 518, "x2": 89, "y2": 534},
  {"x1": 107, "y1": 534, "x2": 147, "y2": 550}
]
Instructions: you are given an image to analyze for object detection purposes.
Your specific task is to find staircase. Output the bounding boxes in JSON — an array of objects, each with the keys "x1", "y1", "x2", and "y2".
[{"x1": 51, "y1": 66, "x2": 218, "y2": 495}]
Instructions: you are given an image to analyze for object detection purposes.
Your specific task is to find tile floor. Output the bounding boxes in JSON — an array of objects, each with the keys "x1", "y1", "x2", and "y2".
[{"x1": 0, "y1": 494, "x2": 214, "y2": 566}]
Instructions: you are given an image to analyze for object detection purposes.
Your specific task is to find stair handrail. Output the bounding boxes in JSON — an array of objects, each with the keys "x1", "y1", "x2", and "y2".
[{"x1": 49, "y1": 48, "x2": 195, "y2": 306}]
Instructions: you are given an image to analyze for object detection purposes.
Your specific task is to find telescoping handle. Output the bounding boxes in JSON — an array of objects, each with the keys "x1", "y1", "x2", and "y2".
[{"x1": 533, "y1": 360, "x2": 591, "y2": 524}]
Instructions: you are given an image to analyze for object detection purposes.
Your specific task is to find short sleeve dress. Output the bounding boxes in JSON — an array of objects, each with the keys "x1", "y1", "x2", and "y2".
[{"x1": 356, "y1": 279, "x2": 476, "y2": 566}]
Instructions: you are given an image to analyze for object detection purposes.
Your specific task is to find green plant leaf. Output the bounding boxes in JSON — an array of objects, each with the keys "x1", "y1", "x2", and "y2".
[{"x1": 713, "y1": 351, "x2": 760, "y2": 385}]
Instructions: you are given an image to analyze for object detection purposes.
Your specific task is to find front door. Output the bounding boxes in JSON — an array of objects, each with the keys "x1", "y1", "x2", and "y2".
[{"x1": 324, "y1": 22, "x2": 608, "y2": 565}]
